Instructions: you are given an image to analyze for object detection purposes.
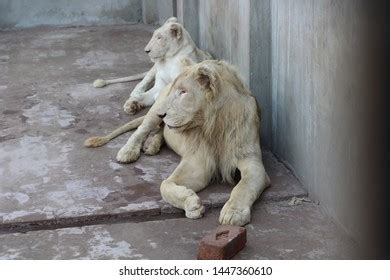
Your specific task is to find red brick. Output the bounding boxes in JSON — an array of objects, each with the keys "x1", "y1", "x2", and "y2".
[{"x1": 197, "y1": 225, "x2": 247, "y2": 260}]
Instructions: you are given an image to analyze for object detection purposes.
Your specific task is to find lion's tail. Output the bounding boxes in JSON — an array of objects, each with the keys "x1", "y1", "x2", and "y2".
[
  {"x1": 84, "y1": 116, "x2": 145, "y2": 148},
  {"x1": 93, "y1": 72, "x2": 148, "y2": 88}
]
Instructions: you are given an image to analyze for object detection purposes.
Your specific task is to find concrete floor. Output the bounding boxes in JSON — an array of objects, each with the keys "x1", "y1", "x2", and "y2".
[
  {"x1": 0, "y1": 202, "x2": 358, "y2": 259},
  {"x1": 0, "y1": 24, "x2": 357, "y2": 259}
]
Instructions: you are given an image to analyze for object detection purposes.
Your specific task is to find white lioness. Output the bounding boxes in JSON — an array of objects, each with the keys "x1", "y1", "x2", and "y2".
[
  {"x1": 93, "y1": 17, "x2": 212, "y2": 115},
  {"x1": 85, "y1": 60, "x2": 270, "y2": 226}
]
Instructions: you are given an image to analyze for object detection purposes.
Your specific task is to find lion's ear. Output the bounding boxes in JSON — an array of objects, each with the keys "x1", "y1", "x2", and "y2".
[
  {"x1": 196, "y1": 65, "x2": 218, "y2": 95},
  {"x1": 165, "y1": 17, "x2": 178, "y2": 24},
  {"x1": 180, "y1": 57, "x2": 195, "y2": 67},
  {"x1": 169, "y1": 23, "x2": 182, "y2": 39}
]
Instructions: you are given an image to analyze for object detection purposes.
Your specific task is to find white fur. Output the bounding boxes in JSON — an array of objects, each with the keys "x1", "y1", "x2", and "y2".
[
  {"x1": 93, "y1": 17, "x2": 211, "y2": 115},
  {"x1": 123, "y1": 19, "x2": 211, "y2": 114},
  {"x1": 116, "y1": 60, "x2": 270, "y2": 226}
]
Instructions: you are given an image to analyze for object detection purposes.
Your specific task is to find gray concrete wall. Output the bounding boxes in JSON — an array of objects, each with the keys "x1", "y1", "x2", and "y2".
[
  {"x1": 141, "y1": 0, "x2": 174, "y2": 25},
  {"x1": 0, "y1": 0, "x2": 142, "y2": 28},
  {"x1": 179, "y1": 0, "x2": 273, "y2": 147},
  {"x1": 177, "y1": 0, "x2": 199, "y2": 46},
  {"x1": 249, "y1": 0, "x2": 272, "y2": 148},
  {"x1": 271, "y1": 0, "x2": 368, "y2": 244},
  {"x1": 198, "y1": 0, "x2": 250, "y2": 84}
]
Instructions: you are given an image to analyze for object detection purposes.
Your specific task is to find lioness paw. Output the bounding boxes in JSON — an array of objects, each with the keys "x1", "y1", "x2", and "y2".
[
  {"x1": 116, "y1": 146, "x2": 140, "y2": 163},
  {"x1": 219, "y1": 201, "x2": 251, "y2": 226},
  {"x1": 124, "y1": 99, "x2": 144, "y2": 115}
]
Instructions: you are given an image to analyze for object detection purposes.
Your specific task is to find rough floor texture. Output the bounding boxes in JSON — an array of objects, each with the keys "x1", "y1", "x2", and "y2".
[
  {"x1": 0, "y1": 25, "x2": 356, "y2": 259},
  {"x1": 0, "y1": 202, "x2": 358, "y2": 259},
  {"x1": 0, "y1": 25, "x2": 306, "y2": 233}
]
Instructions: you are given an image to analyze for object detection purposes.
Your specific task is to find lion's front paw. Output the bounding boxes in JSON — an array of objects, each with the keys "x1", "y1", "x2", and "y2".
[
  {"x1": 184, "y1": 196, "x2": 205, "y2": 219},
  {"x1": 116, "y1": 145, "x2": 141, "y2": 163},
  {"x1": 219, "y1": 200, "x2": 251, "y2": 226},
  {"x1": 123, "y1": 99, "x2": 144, "y2": 115}
]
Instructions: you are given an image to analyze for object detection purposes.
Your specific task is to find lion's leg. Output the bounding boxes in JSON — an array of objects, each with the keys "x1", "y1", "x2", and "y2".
[
  {"x1": 117, "y1": 85, "x2": 169, "y2": 163},
  {"x1": 161, "y1": 157, "x2": 214, "y2": 219},
  {"x1": 142, "y1": 126, "x2": 164, "y2": 156},
  {"x1": 124, "y1": 67, "x2": 161, "y2": 115},
  {"x1": 124, "y1": 82, "x2": 164, "y2": 114},
  {"x1": 219, "y1": 156, "x2": 271, "y2": 226},
  {"x1": 129, "y1": 65, "x2": 156, "y2": 95},
  {"x1": 116, "y1": 113, "x2": 162, "y2": 163},
  {"x1": 124, "y1": 86, "x2": 159, "y2": 115}
]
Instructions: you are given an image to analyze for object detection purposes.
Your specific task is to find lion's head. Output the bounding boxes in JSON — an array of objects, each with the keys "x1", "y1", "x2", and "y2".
[
  {"x1": 157, "y1": 59, "x2": 213, "y2": 131},
  {"x1": 144, "y1": 17, "x2": 187, "y2": 61},
  {"x1": 160, "y1": 60, "x2": 261, "y2": 183},
  {"x1": 161, "y1": 59, "x2": 257, "y2": 131}
]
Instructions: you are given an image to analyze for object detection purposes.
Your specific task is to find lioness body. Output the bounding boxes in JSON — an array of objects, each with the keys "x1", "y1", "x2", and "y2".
[
  {"x1": 86, "y1": 60, "x2": 270, "y2": 226},
  {"x1": 93, "y1": 17, "x2": 211, "y2": 115}
]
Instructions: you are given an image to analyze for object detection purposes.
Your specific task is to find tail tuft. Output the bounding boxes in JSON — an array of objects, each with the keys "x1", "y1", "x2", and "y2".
[
  {"x1": 84, "y1": 136, "x2": 108, "y2": 148},
  {"x1": 93, "y1": 79, "x2": 107, "y2": 88}
]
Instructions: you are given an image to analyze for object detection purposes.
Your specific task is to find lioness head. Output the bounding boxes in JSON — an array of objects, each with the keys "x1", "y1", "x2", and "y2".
[
  {"x1": 144, "y1": 17, "x2": 185, "y2": 61},
  {"x1": 159, "y1": 60, "x2": 221, "y2": 132}
]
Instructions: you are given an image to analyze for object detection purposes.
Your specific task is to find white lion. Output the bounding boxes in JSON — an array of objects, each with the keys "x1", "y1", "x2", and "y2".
[
  {"x1": 93, "y1": 17, "x2": 212, "y2": 115},
  {"x1": 85, "y1": 60, "x2": 270, "y2": 226}
]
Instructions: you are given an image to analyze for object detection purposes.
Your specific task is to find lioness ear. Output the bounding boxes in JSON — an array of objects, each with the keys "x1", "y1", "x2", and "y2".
[
  {"x1": 169, "y1": 23, "x2": 182, "y2": 39},
  {"x1": 165, "y1": 17, "x2": 178, "y2": 24},
  {"x1": 196, "y1": 65, "x2": 218, "y2": 96}
]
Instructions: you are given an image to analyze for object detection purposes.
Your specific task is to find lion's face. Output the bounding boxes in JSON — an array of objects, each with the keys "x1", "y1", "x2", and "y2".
[
  {"x1": 160, "y1": 61, "x2": 219, "y2": 132},
  {"x1": 144, "y1": 17, "x2": 183, "y2": 61},
  {"x1": 161, "y1": 75, "x2": 205, "y2": 132}
]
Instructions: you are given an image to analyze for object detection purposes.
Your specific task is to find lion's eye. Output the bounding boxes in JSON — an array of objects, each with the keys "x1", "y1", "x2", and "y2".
[
  {"x1": 179, "y1": 89, "x2": 186, "y2": 95},
  {"x1": 156, "y1": 36, "x2": 161, "y2": 40}
]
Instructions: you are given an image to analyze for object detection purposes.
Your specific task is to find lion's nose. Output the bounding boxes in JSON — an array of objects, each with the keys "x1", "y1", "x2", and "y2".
[
  {"x1": 157, "y1": 113, "x2": 166, "y2": 119},
  {"x1": 145, "y1": 49, "x2": 151, "y2": 54}
]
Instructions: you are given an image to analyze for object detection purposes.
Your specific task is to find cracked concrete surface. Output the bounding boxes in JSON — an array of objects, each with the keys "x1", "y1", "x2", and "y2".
[
  {"x1": 0, "y1": 24, "x2": 356, "y2": 259},
  {"x1": 0, "y1": 202, "x2": 358, "y2": 259}
]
